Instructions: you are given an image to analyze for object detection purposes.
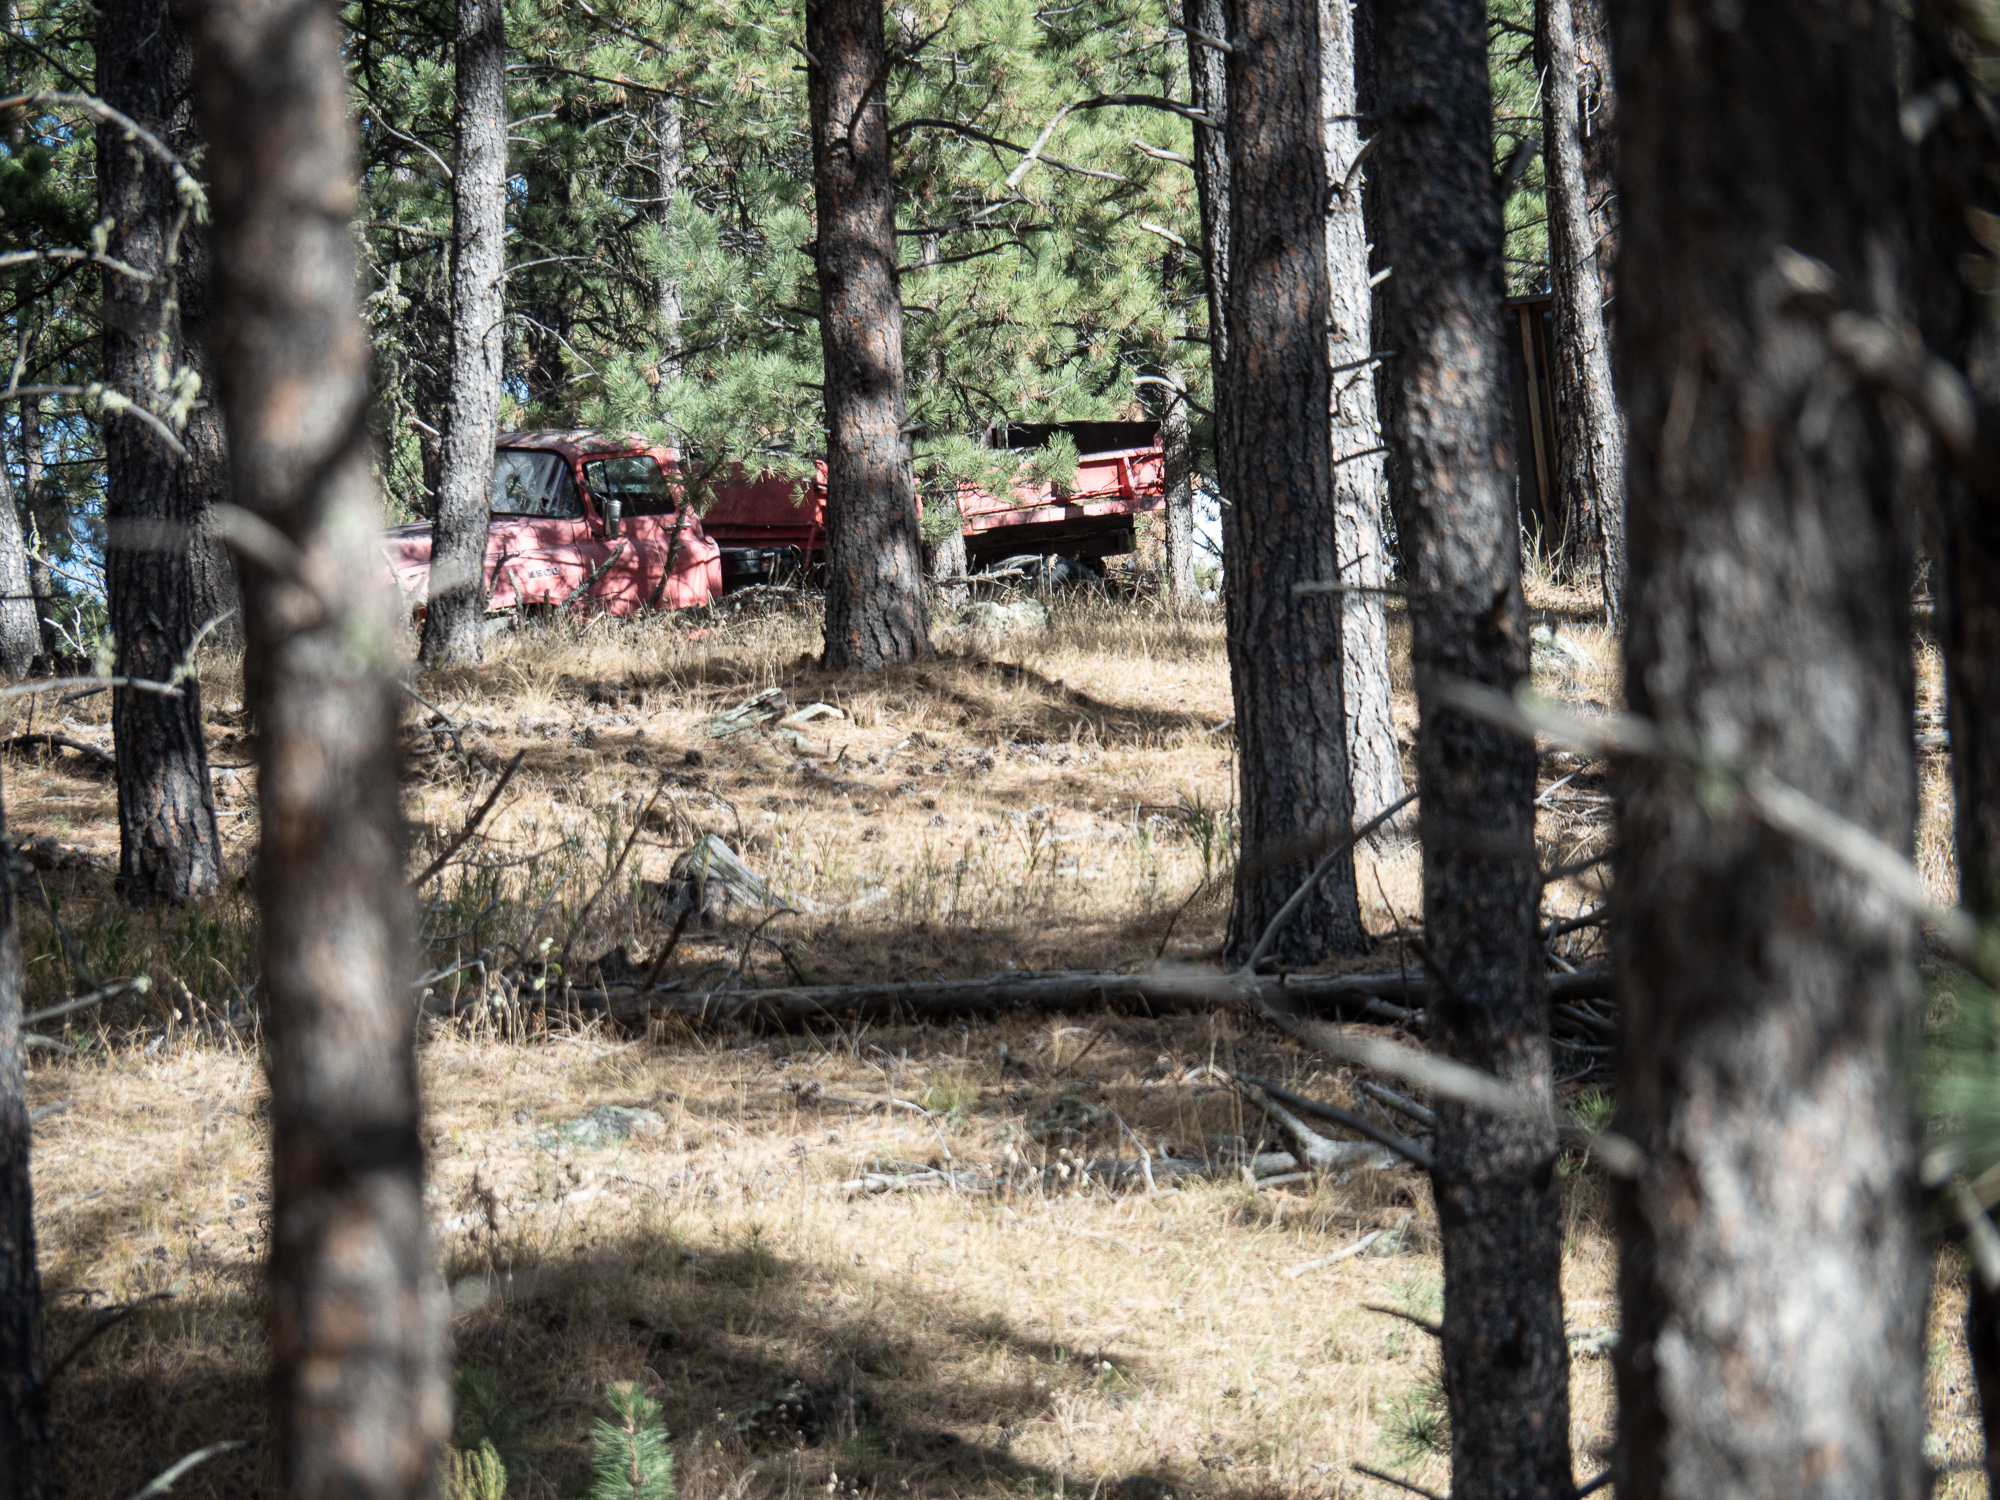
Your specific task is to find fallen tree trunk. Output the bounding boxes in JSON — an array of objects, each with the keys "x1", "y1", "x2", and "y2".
[{"x1": 435, "y1": 964, "x2": 1614, "y2": 1031}]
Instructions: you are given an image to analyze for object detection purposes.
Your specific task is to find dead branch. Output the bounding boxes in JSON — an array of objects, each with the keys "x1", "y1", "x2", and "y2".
[
  {"x1": 462, "y1": 963, "x2": 1611, "y2": 1032},
  {"x1": 413, "y1": 750, "x2": 524, "y2": 887},
  {"x1": 1361, "y1": 1303, "x2": 1442, "y2": 1337},
  {"x1": 1283, "y1": 1227, "x2": 1384, "y2": 1277},
  {"x1": 1543, "y1": 903, "x2": 1609, "y2": 940},
  {"x1": 557, "y1": 774, "x2": 667, "y2": 966},
  {"x1": 1233, "y1": 1071, "x2": 1433, "y2": 1170},
  {"x1": 22, "y1": 975, "x2": 151, "y2": 1028},
  {"x1": 1552, "y1": 1002, "x2": 1616, "y2": 1040},
  {"x1": 1241, "y1": 790, "x2": 1419, "y2": 973},
  {"x1": 556, "y1": 540, "x2": 627, "y2": 613},
  {"x1": 0, "y1": 674, "x2": 181, "y2": 706},
  {"x1": 1358, "y1": 1080, "x2": 1435, "y2": 1128},
  {"x1": 38, "y1": 1290, "x2": 179, "y2": 1398},
  {"x1": 124, "y1": 1442, "x2": 247, "y2": 1500},
  {"x1": 1230, "y1": 1077, "x2": 1411, "y2": 1174},
  {"x1": 1431, "y1": 673, "x2": 1984, "y2": 960},
  {"x1": 0, "y1": 732, "x2": 113, "y2": 770},
  {"x1": 1352, "y1": 1463, "x2": 1443, "y2": 1500},
  {"x1": 440, "y1": 963, "x2": 1611, "y2": 1038}
]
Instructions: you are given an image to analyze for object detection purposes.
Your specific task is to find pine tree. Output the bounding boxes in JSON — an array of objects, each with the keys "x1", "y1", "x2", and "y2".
[{"x1": 590, "y1": 1383, "x2": 676, "y2": 1500}]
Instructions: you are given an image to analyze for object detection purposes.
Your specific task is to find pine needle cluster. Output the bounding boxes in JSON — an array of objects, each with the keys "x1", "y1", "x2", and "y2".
[{"x1": 590, "y1": 1381, "x2": 678, "y2": 1500}]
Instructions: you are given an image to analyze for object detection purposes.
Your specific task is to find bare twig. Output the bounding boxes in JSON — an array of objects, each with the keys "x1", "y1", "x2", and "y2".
[
  {"x1": 1350, "y1": 1463, "x2": 1444, "y2": 1500},
  {"x1": 0, "y1": 731, "x2": 112, "y2": 769},
  {"x1": 23, "y1": 975, "x2": 151, "y2": 1028},
  {"x1": 1282, "y1": 1227, "x2": 1383, "y2": 1277},
  {"x1": 557, "y1": 540, "x2": 627, "y2": 613},
  {"x1": 558, "y1": 776, "x2": 667, "y2": 966},
  {"x1": 1430, "y1": 674, "x2": 1984, "y2": 960},
  {"x1": 414, "y1": 751, "x2": 524, "y2": 887},
  {"x1": 0, "y1": 383, "x2": 188, "y2": 457},
  {"x1": 1359, "y1": 1080, "x2": 1435, "y2": 1129},
  {"x1": 0, "y1": 673, "x2": 182, "y2": 706},
  {"x1": 1241, "y1": 790, "x2": 1418, "y2": 973},
  {"x1": 38, "y1": 1290, "x2": 179, "y2": 1398},
  {"x1": 1233, "y1": 1071, "x2": 1434, "y2": 1171},
  {"x1": 124, "y1": 1441, "x2": 247, "y2": 1499},
  {"x1": 1361, "y1": 1303, "x2": 1442, "y2": 1337},
  {"x1": 28, "y1": 1098, "x2": 71, "y2": 1124},
  {"x1": 1543, "y1": 904, "x2": 1609, "y2": 940}
]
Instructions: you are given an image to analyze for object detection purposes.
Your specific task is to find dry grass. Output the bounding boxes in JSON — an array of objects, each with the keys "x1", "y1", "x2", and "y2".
[
  {"x1": 31, "y1": 1007, "x2": 1628, "y2": 1500},
  {"x1": 12, "y1": 574, "x2": 1986, "y2": 1497}
]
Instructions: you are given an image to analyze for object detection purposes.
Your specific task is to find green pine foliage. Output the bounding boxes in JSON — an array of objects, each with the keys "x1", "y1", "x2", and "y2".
[
  {"x1": 0, "y1": 0, "x2": 1551, "y2": 546},
  {"x1": 1488, "y1": 0, "x2": 1549, "y2": 295},
  {"x1": 590, "y1": 1382, "x2": 677, "y2": 1500},
  {"x1": 444, "y1": 1441, "x2": 510, "y2": 1500},
  {"x1": 1919, "y1": 972, "x2": 2000, "y2": 1197}
]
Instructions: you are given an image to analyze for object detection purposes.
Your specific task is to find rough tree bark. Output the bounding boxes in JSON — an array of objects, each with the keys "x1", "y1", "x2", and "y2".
[
  {"x1": 655, "y1": 93, "x2": 683, "y2": 379},
  {"x1": 20, "y1": 398, "x2": 59, "y2": 660},
  {"x1": 1536, "y1": 0, "x2": 1625, "y2": 624},
  {"x1": 186, "y1": 0, "x2": 450, "y2": 1491},
  {"x1": 1192, "y1": 0, "x2": 1405, "y2": 832},
  {"x1": 1218, "y1": 0, "x2": 1367, "y2": 965},
  {"x1": 0, "y1": 780, "x2": 45, "y2": 1499},
  {"x1": 1571, "y1": 0, "x2": 1615, "y2": 294},
  {"x1": 808, "y1": 0, "x2": 930, "y2": 670},
  {"x1": 1322, "y1": 0, "x2": 1406, "y2": 823},
  {"x1": 1184, "y1": 0, "x2": 1231, "y2": 372},
  {"x1": 1159, "y1": 369, "x2": 1198, "y2": 606},
  {"x1": 1609, "y1": 1, "x2": 1927, "y2": 1496},
  {"x1": 419, "y1": 0, "x2": 507, "y2": 667},
  {"x1": 1911, "y1": 4, "x2": 2000, "y2": 1484},
  {"x1": 98, "y1": 0, "x2": 225, "y2": 906},
  {"x1": 1372, "y1": 0, "x2": 1571, "y2": 1493},
  {"x1": 0, "y1": 460, "x2": 40, "y2": 677}
]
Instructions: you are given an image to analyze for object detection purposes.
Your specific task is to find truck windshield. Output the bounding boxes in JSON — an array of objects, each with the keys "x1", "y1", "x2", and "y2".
[
  {"x1": 583, "y1": 455, "x2": 678, "y2": 517},
  {"x1": 492, "y1": 450, "x2": 581, "y2": 518}
]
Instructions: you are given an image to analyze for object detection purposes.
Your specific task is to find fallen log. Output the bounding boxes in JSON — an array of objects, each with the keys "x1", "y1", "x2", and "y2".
[{"x1": 474, "y1": 964, "x2": 1612, "y2": 1032}]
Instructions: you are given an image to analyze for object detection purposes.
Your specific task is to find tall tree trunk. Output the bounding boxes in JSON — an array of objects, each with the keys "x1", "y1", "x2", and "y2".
[
  {"x1": 1372, "y1": 0, "x2": 1571, "y2": 1493},
  {"x1": 0, "y1": 779, "x2": 44, "y2": 1500},
  {"x1": 1609, "y1": 2, "x2": 1927, "y2": 1496},
  {"x1": 186, "y1": 0, "x2": 450, "y2": 1491},
  {"x1": 1218, "y1": 0, "x2": 1367, "y2": 965},
  {"x1": 20, "y1": 398, "x2": 58, "y2": 660},
  {"x1": 1160, "y1": 371, "x2": 1198, "y2": 607},
  {"x1": 419, "y1": 0, "x2": 507, "y2": 667},
  {"x1": 521, "y1": 149, "x2": 573, "y2": 413},
  {"x1": 1322, "y1": 0, "x2": 1406, "y2": 823},
  {"x1": 98, "y1": 0, "x2": 224, "y2": 906},
  {"x1": 1905, "y1": 0, "x2": 2000, "y2": 1489},
  {"x1": 0, "y1": 460, "x2": 39, "y2": 678},
  {"x1": 1571, "y1": 0, "x2": 1615, "y2": 299},
  {"x1": 1183, "y1": 0, "x2": 1231, "y2": 372},
  {"x1": 1536, "y1": 0, "x2": 1625, "y2": 625},
  {"x1": 655, "y1": 93, "x2": 683, "y2": 380},
  {"x1": 808, "y1": 0, "x2": 930, "y2": 670}
]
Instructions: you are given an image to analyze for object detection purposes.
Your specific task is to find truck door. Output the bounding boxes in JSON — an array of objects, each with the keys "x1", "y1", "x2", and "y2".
[{"x1": 487, "y1": 448, "x2": 602, "y2": 609}]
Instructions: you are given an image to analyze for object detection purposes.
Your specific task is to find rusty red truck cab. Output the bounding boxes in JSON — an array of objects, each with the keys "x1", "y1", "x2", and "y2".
[{"x1": 382, "y1": 430, "x2": 725, "y2": 618}]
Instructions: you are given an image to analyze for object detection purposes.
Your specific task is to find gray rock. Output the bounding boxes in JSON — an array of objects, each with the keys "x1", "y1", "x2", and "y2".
[
  {"x1": 533, "y1": 1104, "x2": 666, "y2": 1150},
  {"x1": 960, "y1": 598, "x2": 1050, "y2": 637}
]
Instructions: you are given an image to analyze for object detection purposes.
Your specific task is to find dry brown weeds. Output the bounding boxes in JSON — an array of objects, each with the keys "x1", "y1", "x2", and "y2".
[{"x1": 13, "y1": 578, "x2": 1985, "y2": 1497}]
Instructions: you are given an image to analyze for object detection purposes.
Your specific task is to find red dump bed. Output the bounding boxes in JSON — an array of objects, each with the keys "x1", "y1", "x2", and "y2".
[{"x1": 698, "y1": 420, "x2": 1167, "y2": 582}]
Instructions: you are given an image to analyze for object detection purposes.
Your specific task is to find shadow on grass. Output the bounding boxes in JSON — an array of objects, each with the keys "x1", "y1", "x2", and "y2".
[{"x1": 44, "y1": 1228, "x2": 1214, "y2": 1500}]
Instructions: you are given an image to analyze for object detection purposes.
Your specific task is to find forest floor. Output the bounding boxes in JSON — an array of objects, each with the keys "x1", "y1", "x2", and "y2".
[{"x1": 14, "y1": 572, "x2": 1981, "y2": 1498}]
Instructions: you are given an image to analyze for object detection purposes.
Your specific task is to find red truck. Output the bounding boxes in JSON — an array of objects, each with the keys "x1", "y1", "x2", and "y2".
[
  {"x1": 383, "y1": 429, "x2": 725, "y2": 618},
  {"x1": 699, "y1": 419, "x2": 1167, "y2": 588}
]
